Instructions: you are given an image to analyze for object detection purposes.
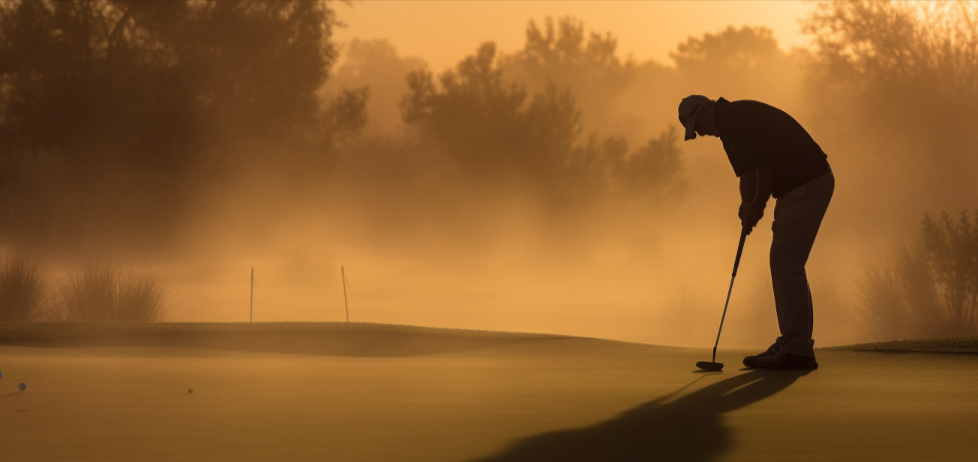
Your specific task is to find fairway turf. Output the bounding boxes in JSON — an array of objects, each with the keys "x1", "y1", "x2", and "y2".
[
  {"x1": 826, "y1": 336, "x2": 978, "y2": 354},
  {"x1": 1, "y1": 323, "x2": 977, "y2": 461}
]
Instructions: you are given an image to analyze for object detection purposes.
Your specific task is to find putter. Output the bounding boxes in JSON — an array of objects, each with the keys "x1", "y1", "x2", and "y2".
[{"x1": 696, "y1": 226, "x2": 748, "y2": 372}]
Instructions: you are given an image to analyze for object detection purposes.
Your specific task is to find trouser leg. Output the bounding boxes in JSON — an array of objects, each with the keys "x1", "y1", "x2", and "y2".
[{"x1": 770, "y1": 172, "x2": 834, "y2": 358}]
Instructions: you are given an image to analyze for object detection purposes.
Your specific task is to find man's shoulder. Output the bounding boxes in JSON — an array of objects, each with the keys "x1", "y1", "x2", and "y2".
[
  {"x1": 725, "y1": 99, "x2": 800, "y2": 133},
  {"x1": 726, "y1": 99, "x2": 784, "y2": 117},
  {"x1": 718, "y1": 99, "x2": 772, "y2": 133}
]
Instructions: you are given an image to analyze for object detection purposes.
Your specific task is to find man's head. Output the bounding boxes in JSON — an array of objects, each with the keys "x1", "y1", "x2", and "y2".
[{"x1": 678, "y1": 95, "x2": 717, "y2": 140}]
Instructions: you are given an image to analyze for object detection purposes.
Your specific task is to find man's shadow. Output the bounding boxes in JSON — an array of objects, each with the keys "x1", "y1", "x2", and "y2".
[{"x1": 472, "y1": 369, "x2": 809, "y2": 462}]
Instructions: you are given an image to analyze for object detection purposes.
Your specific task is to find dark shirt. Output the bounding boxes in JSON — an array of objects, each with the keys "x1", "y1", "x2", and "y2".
[{"x1": 714, "y1": 97, "x2": 830, "y2": 198}]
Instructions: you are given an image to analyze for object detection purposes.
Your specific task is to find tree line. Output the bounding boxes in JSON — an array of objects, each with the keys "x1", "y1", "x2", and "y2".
[{"x1": 0, "y1": 0, "x2": 366, "y2": 250}]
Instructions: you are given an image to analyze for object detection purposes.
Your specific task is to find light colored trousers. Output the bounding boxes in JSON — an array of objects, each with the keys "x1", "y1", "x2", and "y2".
[{"x1": 770, "y1": 171, "x2": 834, "y2": 358}]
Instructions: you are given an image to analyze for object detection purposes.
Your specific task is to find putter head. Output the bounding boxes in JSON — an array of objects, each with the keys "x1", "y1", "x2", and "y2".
[{"x1": 696, "y1": 361, "x2": 724, "y2": 371}]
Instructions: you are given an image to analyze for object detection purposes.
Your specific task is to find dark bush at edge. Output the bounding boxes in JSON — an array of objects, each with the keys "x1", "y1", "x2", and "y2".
[{"x1": 859, "y1": 210, "x2": 978, "y2": 339}]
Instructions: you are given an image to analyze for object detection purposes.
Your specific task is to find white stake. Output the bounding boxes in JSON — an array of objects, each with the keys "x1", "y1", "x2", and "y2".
[
  {"x1": 250, "y1": 266, "x2": 254, "y2": 323},
  {"x1": 342, "y1": 265, "x2": 349, "y2": 323}
]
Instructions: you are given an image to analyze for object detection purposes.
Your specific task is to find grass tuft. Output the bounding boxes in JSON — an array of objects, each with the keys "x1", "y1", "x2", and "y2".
[
  {"x1": 0, "y1": 254, "x2": 50, "y2": 323},
  {"x1": 58, "y1": 263, "x2": 167, "y2": 323}
]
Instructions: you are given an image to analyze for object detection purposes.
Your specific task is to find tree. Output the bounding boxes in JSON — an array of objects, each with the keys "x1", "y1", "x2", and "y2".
[
  {"x1": 800, "y1": 1, "x2": 978, "y2": 236},
  {"x1": 671, "y1": 25, "x2": 782, "y2": 72},
  {"x1": 669, "y1": 25, "x2": 809, "y2": 111},
  {"x1": 402, "y1": 42, "x2": 540, "y2": 181},
  {"x1": 401, "y1": 41, "x2": 683, "y2": 208},
  {"x1": 322, "y1": 38, "x2": 426, "y2": 136},
  {"x1": 611, "y1": 25, "x2": 808, "y2": 146},
  {"x1": 802, "y1": 1, "x2": 978, "y2": 170},
  {"x1": 0, "y1": 0, "x2": 365, "y2": 249},
  {"x1": 501, "y1": 16, "x2": 634, "y2": 135}
]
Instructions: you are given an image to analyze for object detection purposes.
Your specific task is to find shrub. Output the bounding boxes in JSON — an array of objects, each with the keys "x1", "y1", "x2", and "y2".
[
  {"x1": 0, "y1": 254, "x2": 50, "y2": 323},
  {"x1": 921, "y1": 211, "x2": 978, "y2": 329},
  {"x1": 859, "y1": 211, "x2": 978, "y2": 339},
  {"x1": 59, "y1": 263, "x2": 167, "y2": 323}
]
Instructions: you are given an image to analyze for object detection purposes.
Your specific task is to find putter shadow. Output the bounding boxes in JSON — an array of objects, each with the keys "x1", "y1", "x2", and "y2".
[{"x1": 471, "y1": 369, "x2": 809, "y2": 462}]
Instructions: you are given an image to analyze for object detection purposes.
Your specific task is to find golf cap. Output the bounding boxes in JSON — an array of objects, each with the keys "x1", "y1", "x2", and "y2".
[{"x1": 678, "y1": 95, "x2": 712, "y2": 141}]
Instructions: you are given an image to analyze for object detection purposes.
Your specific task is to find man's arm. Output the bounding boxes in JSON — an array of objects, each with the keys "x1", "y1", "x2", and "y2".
[
  {"x1": 739, "y1": 164, "x2": 774, "y2": 234},
  {"x1": 752, "y1": 164, "x2": 774, "y2": 206},
  {"x1": 739, "y1": 170, "x2": 756, "y2": 205}
]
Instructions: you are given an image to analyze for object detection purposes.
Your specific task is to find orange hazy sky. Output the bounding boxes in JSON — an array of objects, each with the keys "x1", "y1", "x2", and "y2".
[{"x1": 333, "y1": 1, "x2": 814, "y2": 70}]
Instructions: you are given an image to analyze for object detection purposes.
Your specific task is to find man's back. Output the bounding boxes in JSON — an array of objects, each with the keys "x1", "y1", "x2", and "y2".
[{"x1": 714, "y1": 98, "x2": 830, "y2": 198}]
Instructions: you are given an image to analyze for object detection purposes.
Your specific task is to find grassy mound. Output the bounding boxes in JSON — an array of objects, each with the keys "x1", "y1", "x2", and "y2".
[
  {"x1": 0, "y1": 322, "x2": 570, "y2": 357},
  {"x1": 825, "y1": 336, "x2": 978, "y2": 354}
]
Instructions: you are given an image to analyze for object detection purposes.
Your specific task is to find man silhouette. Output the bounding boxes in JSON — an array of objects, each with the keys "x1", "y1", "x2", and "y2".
[{"x1": 678, "y1": 95, "x2": 834, "y2": 370}]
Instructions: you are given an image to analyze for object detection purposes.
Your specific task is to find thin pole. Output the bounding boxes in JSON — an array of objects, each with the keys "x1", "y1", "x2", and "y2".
[
  {"x1": 250, "y1": 267, "x2": 254, "y2": 323},
  {"x1": 712, "y1": 227, "x2": 748, "y2": 363},
  {"x1": 341, "y1": 265, "x2": 349, "y2": 323}
]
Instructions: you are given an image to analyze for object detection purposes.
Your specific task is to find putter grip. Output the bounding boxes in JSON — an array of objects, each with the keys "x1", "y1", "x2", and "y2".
[{"x1": 731, "y1": 227, "x2": 748, "y2": 278}]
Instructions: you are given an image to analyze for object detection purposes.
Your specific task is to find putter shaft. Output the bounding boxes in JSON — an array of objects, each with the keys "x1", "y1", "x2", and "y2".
[{"x1": 711, "y1": 227, "x2": 748, "y2": 363}]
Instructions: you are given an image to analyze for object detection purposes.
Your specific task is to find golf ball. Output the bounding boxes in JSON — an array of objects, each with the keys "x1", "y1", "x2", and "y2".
[{"x1": 19, "y1": 382, "x2": 26, "y2": 391}]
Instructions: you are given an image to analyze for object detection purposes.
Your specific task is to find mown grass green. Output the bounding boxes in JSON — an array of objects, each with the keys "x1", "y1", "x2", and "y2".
[
  {"x1": 826, "y1": 336, "x2": 978, "y2": 354},
  {"x1": 2, "y1": 326, "x2": 976, "y2": 462}
]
